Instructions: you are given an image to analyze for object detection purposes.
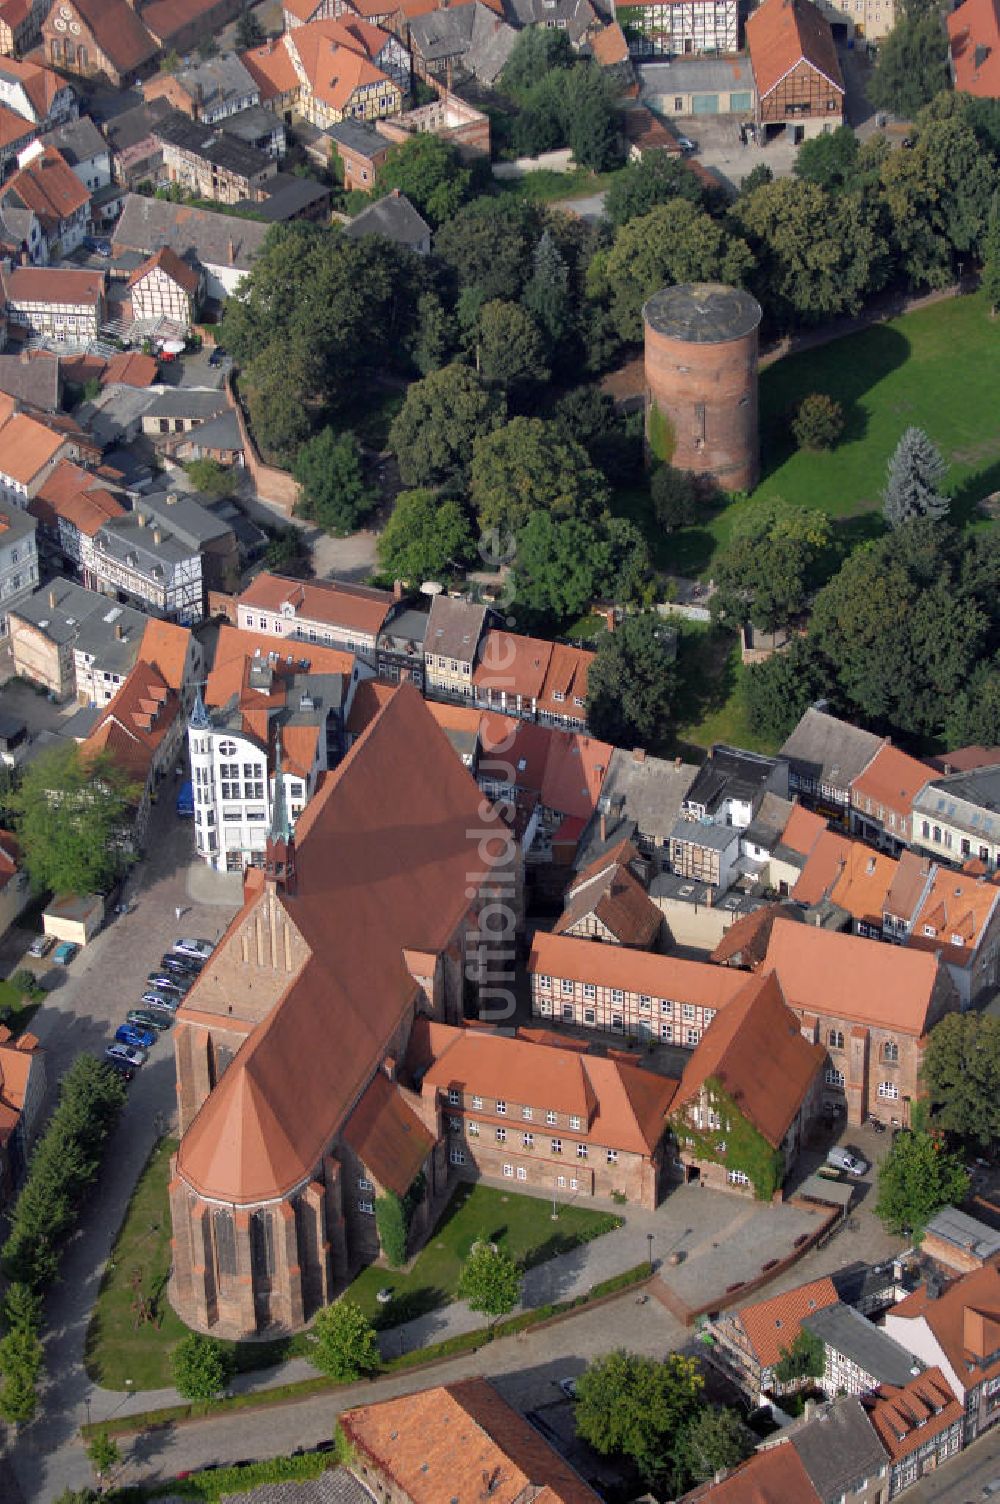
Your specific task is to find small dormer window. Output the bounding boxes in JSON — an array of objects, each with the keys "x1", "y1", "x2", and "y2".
[
  {"x1": 951, "y1": 934, "x2": 964, "y2": 947},
  {"x1": 923, "y1": 924, "x2": 936, "y2": 937}
]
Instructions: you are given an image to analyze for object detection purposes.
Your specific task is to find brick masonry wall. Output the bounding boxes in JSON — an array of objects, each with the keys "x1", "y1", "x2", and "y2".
[{"x1": 644, "y1": 321, "x2": 758, "y2": 491}]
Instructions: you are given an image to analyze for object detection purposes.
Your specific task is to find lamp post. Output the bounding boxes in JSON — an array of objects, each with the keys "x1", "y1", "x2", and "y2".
[{"x1": 646, "y1": 1232, "x2": 654, "y2": 1272}]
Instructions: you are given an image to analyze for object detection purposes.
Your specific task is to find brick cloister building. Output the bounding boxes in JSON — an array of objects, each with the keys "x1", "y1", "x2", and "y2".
[{"x1": 168, "y1": 682, "x2": 517, "y2": 1338}]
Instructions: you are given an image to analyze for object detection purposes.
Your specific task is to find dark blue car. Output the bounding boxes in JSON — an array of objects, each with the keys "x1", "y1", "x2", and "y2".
[{"x1": 115, "y1": 1021, "x2": 156, "y2": 1050}]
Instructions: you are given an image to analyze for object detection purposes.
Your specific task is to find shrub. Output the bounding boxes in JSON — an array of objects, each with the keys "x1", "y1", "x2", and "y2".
[
  {"x1": 11, "y1": 968, "x2": 37, "y2": 996},
  {"x1": 310, "y1": 1299, "x2": 381, "y2": 1380},
  {"x1": 171, "y1": 1333, "x2": 232, "y2": 1401},
  {"x1": 791, "y1": 393, "x2": 845, "y2": 451},
  {"x1": 374, "y1": 1191, "x2": 407, "y2": 1267}
]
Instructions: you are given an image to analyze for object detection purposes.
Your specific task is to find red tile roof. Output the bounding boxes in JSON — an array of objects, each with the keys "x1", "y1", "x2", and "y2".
[
  {"x1": 238, "y1": 571, "x2": 395, "y2": 637},
  {"x1": 555, "y1": 844, "x2": 661, "y2": 948},
  {"x1": 736, "y1": 1275, "x2": 840, "y2": 1369},
  {"x1": 906, "y1": 868, "x2": 1000, "y2": 970},
  {"x1": 889, "y1": 1262, "x2": 1000, "y2": 1391},
  {"x1": 1, "y1": 263, "x2": 104, "y2": 307},
  {"x1": 530, "y1": 931, "x2": 750, "y2": 1011},
  {"x1": 3, "y1": 146, "x2": 89, "y2": 229},
  {"x1": 240, "y1": 38, "x2": 300, "y2": 99},
  {"x1": 139, "y1": 618, "x2": 191, "y2": 693},
  {"x1": 851, "y1": 742, "x2": 930, "y2": 820},
  {"x1": 863, "y1": 1369, "x2": 963, "y2": 1461},
  {"x1": 948, "y1": 0, "x2": 1000, "y2": 96},
  {"x1": 0, "y1": 409, "x2": 68, "y2": 485},
  {"x1": 479, "y1": 715, "x2": 612, "y2": 822},
  {"x1": 66, "y1": 0, "x2": 159, "y2": 74},
  {"x1": 0, "y1": 103, "x2": 34, "y2": 150},
  {"x1": 590, "y1": 20, "x2": 630, "y2": 65},
  {"x1": 710, "y1": 904, "x2": 801, "y2": 968},
  {"x1": 672, "y1": 970, "x2": 825, "y2": 1149},
  {"x1": 341, "y1": 1069, "x2": 435, "y2": 1195},
  {"x1": 474, "y1": 629, "x2": 552, "y2": 703},
  {"x1": 779, "y1": 802, "x2": 827, "y2": 857},
  {"x1": 128, "y1": 245, "x2": 201, "y2": 295},
  {"x1": 0, "y1": 57, "x2": 69, "y2": 121},
  {"x1": 101, "y1": 351, "x2": 159, "y2": 388},
  {"x1": 82, "y1": 659, "x2": 179, "y2": 786},
  {"x1": 746, "y1": 0, "x2": 844, "y2": 99},
  {"x1": 681, "y1": 1440, "x2": 822, "y2": 1503},
  {"x1": 175, "y1": 682, "x2": 510, "y2": 1204},
  {"x1": 0, "y1": 1027, "x2": 42, "y2": 1147},
  {"x1": 31, "y1": 459, "x2": 125, "y2": 536}
]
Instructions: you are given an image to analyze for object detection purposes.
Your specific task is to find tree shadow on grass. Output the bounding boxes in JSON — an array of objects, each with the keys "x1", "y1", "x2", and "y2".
[
  {"x1": 757, "y1": 323, "x2": 913, "y2": 485},
  {"x1": 670, "y1": 627, "x2": 740, "y2": 754},
  {"x1": 375, "y1": 1285, "x2": 447, "y2": 1331},
  {"x1": 950, "y1": 457, "x2": 1000, "y2": 528}
]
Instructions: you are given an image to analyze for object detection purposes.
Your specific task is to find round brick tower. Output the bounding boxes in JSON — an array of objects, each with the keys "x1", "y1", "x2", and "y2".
[{"x1": 642, "y1": 282, "x2": 763, "y2": 492}]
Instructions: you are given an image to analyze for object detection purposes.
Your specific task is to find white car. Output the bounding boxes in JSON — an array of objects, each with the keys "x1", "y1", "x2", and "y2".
[
  {"x1": 826, "y1": 1146, "x2": 869, "y2": 1178},
  {"x1": 676, "y1": 136, "x2": 697, "y2": 154},
  {"x1": 173, "y1": 938, "x2": 215, "y2": 961}
]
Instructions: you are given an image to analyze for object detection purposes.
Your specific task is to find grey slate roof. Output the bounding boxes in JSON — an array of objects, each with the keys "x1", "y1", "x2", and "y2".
[
  {"x1": 102, "y1": 98, "x2": 173, "y2": 154},
  {"x1": 0, "y1": 354, "x2": 60, "y2": 412},
  {"x1": 925, "y1": 1205, "x2": 1000, "y2": 1263},
  {"x1": 39, "y1": 116, "x2": 108, "y2": 167},
  {"x1": 172, "y1": 54, "x2": 260, "y2": 114},
  {"x1": 505, "y1": 0, "x2": 597, "y2": 43},
  {"x1": 95, "y1": 513, "x2": 195, "y2": 570},
  {"x1": 669, "y1": 817, "x2": 740, "y2": 851},
  {"x1": 639, "y1": 55, "x2": 755, "y2": 95},
  {"x1": 408, "y1": 3, "x2": 477, "y2": 61},
  {"x1": 803, "y1": 1304, "x2": 921, "y2": 1388},
  {"x1": 342, "y1": 192, "x2": 430, "y2": 250},
  {"x1": 252, "y1": 174, "x2": 330, "y2": 222},
  {"x1": 780, "y1": 706, "x2": 885, "y2": 792},
  {"x1": 220, "y1": 1465, "x2": 376, "y2": 1504},
  {"x1": 143, "y1": 390, "x2": 229, "y2": 421},
  {"x1": 789, "y1": 1397, "x2": 891, "y2": 1503},
  {"x1": 327, "y1": 118, "x2": 390, "y2": 158},
  {"x1": 10, "y1": 579, "x2": 147, "y2": 656},
  {"x1": 179, "y1": 408, "x2": 244, "y2": 453},
  {"x1": 155, "y1": 110, "x2": 272, "y2": 179},
  {"x1": 743, "y1": 791, "x2": 795, "y2": 851},
  {"x1": 113, "y1": 192, "x2": 270, "y2": 270},
  {"x1": 425, "y1": 594, "x2": 489, "y2": 662},
  {"x1": 576, "y1": 747, "x2": 699, "y2": 870},
  {"x1": 138, "y1": 488, "x2": 233, "y2": 547},
  {"x1": 223, "y1": 106, "x2": 285, "y2": 148}
]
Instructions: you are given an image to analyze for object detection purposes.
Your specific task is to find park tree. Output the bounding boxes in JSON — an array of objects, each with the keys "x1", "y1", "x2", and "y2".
[
  {"x1": 603, "y1": 517, "x2": 655, "y2": 606},
  {"x1": 85, "y1": 1432, "x2": 121, "y2": 1488},
  {"x1": 457, "y1": 1241, "x2": 522, "y2": 1327},
  {"x1": 512, "y1": 70, "x2": 568, "y2": 157},
  {"x1": 475, "y1": 300, "x2": 548, "y2": 397},
  {"x1": 732, "y1": 177, "x2": 884, "y2": 329},
  {"x1": 744, "y1": 638, "x2": 833, "y2": 744},
  {"x1": 982, "y1": 212, "x2": 1000, "y2": 317},
  {"x1": 391, "y1": 364, "x2": 503, "y2": 489},
  {"x1": 878, "y1": 116, "x2": 995, "y2": 288},
  {"x1": 523, "y1": 231, "x2": 574, "y2": 361},
  {"x1": 945, "y1": 657, "x2": 1000, "y2": 749},
  {"x1": 0, "y1": 1322, "x2": 41, "y2": 1424},
  {"x1": 311, "y1": 1299, "x2": 381, "y2": 1380},
  {"x1": 711, "y1": 502, "x2": 833, "y2": 632},
  {"x1": 378, "y1": 489, "x2": 475, "y2": 585},
  {"x1": 410, "y1": 291, "x2": 457, "y2": 375},
  {"x1": 377, "y1": 134, "x2": 471, "y2": 228},
  {"x1": 674, "y1": 1407, "x2": 756, "y2": 1490},
  {"x1": 171, "y1": 1333, "x2": 232, "y2": 1400},
  {"x1": 922, "y1": 1013, "x2": 1000, "y2": 1151},
  {"x1": 574, "y1": 1350, "x2": 704, "y2": 1489},
  {"x1": 11, "y1": 744, "x2": 138, "y2": 895},
  {"x1": 793, "y1": 126, "x2": 860, "y2": 193},
  {"x1": 470, "y1": 417, "x2": 608, "y2": 537},
  {"x1": 434, "y1": 197, "x2": 542, "y2": 305},
  {"x1": 651, "y1": 464, "x2": 700, "y2": 531},
  {"x1": 605, "y1": 152, "x2": 705, "y2": 227},
  {"x1": 740, "y1": 162, "x2": 773, "y2": 195},
  {"x1": 869, "y1": 14, "x2": 951, "y2": 119},
  {"x1": 184, "y1": 457, "x2": 238, "y2": 496},
  {"x1": 554, "y1": 385, "x2": 618, "y2": 450},
  {"x1": 243, "y1": 343, "x2": 315, "y2": 460},
  {"x1": 591, "y1": 199, "x2": 753, "y2": 342},
  {"x1": 512, "y1": 512, "x2": 611, "y2": 623},
  {"x1": 792, "y1": 393, "x2": 845, "y2": 451},
  {"x1": 501, "y1": 24, "x2": 573, "y2": 95},
  {"x1": 264, "y1": 526, "x2": 310, "y2": 578},
  {"x1": 876, "y1": 1126, "x2": 970, "y2": 1240},
  {"x1": 882, "y1": 426, "x2": 949, "y2": 527},
  {"x1": 294, "y1": 428, "x2": 373, "y2": 536},
  {"x1": 561, "y1": 63, "x2": 622, "y2": 171},
  {"x1": 586, "y1": 613, "x2": 679, "y2": 748}
]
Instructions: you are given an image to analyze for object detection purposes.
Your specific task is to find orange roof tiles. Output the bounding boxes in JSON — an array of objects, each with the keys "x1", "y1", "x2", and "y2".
[
  {"x1": 530, "y1": 931, "x2": 750, "y2": 1012},
  {"x1": 0, "y1": 103, "x2": 34, "y2": 150},
  {"x1": 590, "y1": 20, "x2": 630, "y2": 65},
  {"x1": 539, "y1": 641, "x2": 592, "y2": 721},
  {"x1": 31, "y1": 459, "x2": 125, "y2": 535},
  {"x1": 345, "y1": 677, "x2": 397, "y2": 738},
  {"x1": 746, "y1": 0, "x2": 844, "y2": 99},
  {"x1": 863, "y1": 1368, "x2": 963, "y2": 1461},
  {"x1": 206, "y1": 625, "x2": 353, "y2": 708},
  {"x1": 906, "y1": 868, "x2": 1000, "y2": 970},
  {"x1": 474, "y1": 629, "x2": 552, "y2": 702},
  {"x1": 67, "y1": 0, "x2": 158, "y2": 73},
  {"x1": 241, "y1": 39, "x2": 301, "y2": 99},
  {"x1": 341, "y1": 1380, "x2": 602, "y2": 1504},
  {"x1": 948, "y1": 0, "x2": 1000, "y2": 96},
  {"x1": 828, "y1": 843, "x2": 899, "y2": 928},
  {"x1": 101, "y1": 351, "x2": 159, "y2": 388},
  {"x1": 764, "y1": 921, "x2": 947, "y2": 1037},
  {"x1": 0, "y1": 57, "x2": 67, "y2": 120},
  {"x1": 479, "y1": 715, "x2": 612, "y2": 822},
  {"x1": 681, "y1": 1441, "x2": 822, "y2": 1504},
  {"x1": 176, "y1": 683, "x2": 510, "y2": 1204},
  {"x1": 341, "y1": 1069, "x2": 435, "y2": 1195},
  {"x1": 0, "y1": 410, "x2": 68, "y2": 485},
  {"x1": 851, "y1": 742, "x2": 930, "y2": 819},
  {"x1": 672, "y1": 971, "x2": 825, "y2": 1149},
  {"x1": 238, "y1": 571, "x2": 394, "y2": 637},
  {"x1": 128, "y1": 245, "x2": 201, "y2": 295},
  {"x1": 710, "y1": 904, "x2": 800, "y2": 968},
  {"x1": 890, "y1": 1266, "x2": 1000, "y2": 1391},
  {"x1": 779, "y1": 802, "x2": 827, "y2": 857},
  {"x1": 1, "y1": 263, "x2": 105, "y2": 307},
  {"x1": 885, "y1": 849, "x2": 934, "y2": 923},
  {"x1": 555, "y1": 844, "x2": 661, "y2": 948},
  {"x1": 0, "y1": 1028, "x2": 42, "y2": 1147},
  {"x1": 790, "y1": 828, "x2": 853, "y2": 905},
  {"x1": 139, "y1": 618, "x2": 190, "y2": 693},
  {"x1": 3, "y1": 146, "x2": 89, "y2": 229},
  {"x1": 736, "y1": 1275, "x2": 840, "y2": 1368}
]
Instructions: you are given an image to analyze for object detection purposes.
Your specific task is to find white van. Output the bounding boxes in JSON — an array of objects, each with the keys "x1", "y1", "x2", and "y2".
[{"x1": 826, "y1": 1146, "x2": 869, "y2": 1177}]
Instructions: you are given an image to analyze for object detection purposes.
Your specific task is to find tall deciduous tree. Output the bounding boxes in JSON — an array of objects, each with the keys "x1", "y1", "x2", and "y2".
[
  {"x1": 11, "y1": 745, "x2": 138, "y2": 895},
  {"x1": 475, "y1": 300, "x2": 548, "y2": 396},
  {"x1": 922, "y1": 1013, "x2": 1000, "y2": 1150},
  {"x1": 294, "y1": 429, "x2": 373, "y2": 536},
  {"x1": 523, "y1": 231, "x2": 573, "y2": 360},
  {"x1": 377, "y1": 489, "x2": 475, "y2": 585},
  {"x1": 869, "y1": 15, "x2": 950, "y2": 119},
  {"x1": 574, "y1": 1351, "x2": 704, "y2": 1488},
  {"x1": 711, "y1": 502, "x2": 832, "y2": 632},
  {"x1": 434, "y1": 198, "x2": 542, "y2": 305},
  {"x1": 945, "y1": 657, "x2": 1000, "y2": 749},
  {"x1": 390, "y1": 364, "x2": 503, "y2": 488},
  {"x1": 744, "y1": 638, "x2": 833, "y2": 744},
  {"x1": 875, "y1": 1127, "x2": 969, "y2": 1239},
  {"x1": 470, "y1": 417, "x2": 608, "y2": 537},
  {"x1": 586, "y1": 613, "x2": 678, "y2": 748},
  {"x1": 878, "y1": 116, "x2": 996, "y2": 289},
  {"x1": 605, "y1": 152, "x2": 705, "y2": 226},
  {"x1": 793, "y1": 126, "x2": 860, "y2": 193},
  {"x1": 512, "y1": 512, "x2": 611, "y2": 623},
  {"x1": 673, "y1": 1406, "x2": 755, "y2": 1489},
  {"x1": 377, "y1": 134, "x2": 471, "y2": 228},
  {"x1": 171, "y1": 1333, "x2": 232, "y2": 1400},
  {"x1": 882, "y1": 426, "x2": 949, "y2": 528},
  {"x1": 310, "y1": 1299, "x2": 381, "y2": 1380},
  {"x1": 457, "y1": 1241, "x2": 522, "y2": 1326}
]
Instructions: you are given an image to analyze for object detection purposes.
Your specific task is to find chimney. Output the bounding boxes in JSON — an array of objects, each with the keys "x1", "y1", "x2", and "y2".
[
  {"x1": 605, "y1": 606, "x2": 615, "y2": 632},
  {"x1": 227, "y1": 238, "x2": 236, "y2": 265},
  {"x1": 633, "y1": 747, "x2": 646, "y2": 763},
  {"x1": 393, "y1": 578, "x2": 404, "y2": 601},
  {"x1": 391, "y1": 187, "x2": 401, "y2": 197},
  {"x1": 705, "y1": 886, "x2": 714, "y2": 908},
  {"x1": 803, "y1": 1398, "x2": 819, "y2": 1421},
  {"x1": 136, "y1": 510, "x2": 147, "y2": 527},
  {"x1": 152, "y1": 526, "x2": 162, "y2": 546},
  {"x1": 48, "y1": 587, "x2": 57, "y2": 608},
  {"x1": 114, "y1": 622, "x2": 124, "y2": 640},
  {"x1": 674, "y1": 755, "x2": 682, "y2": 769}
]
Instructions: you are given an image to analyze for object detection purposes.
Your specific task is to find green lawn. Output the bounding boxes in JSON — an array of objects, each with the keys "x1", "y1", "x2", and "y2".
[
  {"x1": 347, "y1": 1183, "x2": 621, "y2": 1329},
  {"x1": 671, "y1": 624, "x2": 778, "y2": 758},
  {"x1": 0, "y1": 979, "x2": 41, "y2": 1037},
  {"x1": 623, "y1": 291, "x2": 1000, "y2": 579},
  {"x1": 86, "y1": 1146, "x2": 619, "y2": 1391},
  {"x1": 493, "y1": 166, "x2": 629, "y2": 205}
]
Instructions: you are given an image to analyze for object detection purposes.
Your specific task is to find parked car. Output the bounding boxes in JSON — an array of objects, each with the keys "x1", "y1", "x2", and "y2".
[
  {"x1": 826, "y1": 1146, "x2": 869, "y2": 1178},
  {"x1": 116, "y1": 1022, "x2": 156, "y2": 1050},
  {"x1": 676, "y1": 135, "x2": 697, "y2": 153},
  {"x1": 147, "y1": 972, "x2": 188, "y2": 995},
  {"x1": 173, "y1": 938, "x2": 215, "y2": 961},
  {"x1": 208, "y1": 347, "x2": 225, "y2": 367},
  {"x1": 28, "y1": 935, "x2": 54, "y2": 958},
  {"x1": 161, "y1": 952, "x2": 202, "y2": 975},
  {"x1": 53, "y1": 941, "x2": 78, "y2": 965},
  {"x1": 141, "y1": 989, "x2": 182, "y2": 1012},
  {"x1": 557, "y1": 1378, "x2": 577, "y2": 1399},
  {"x1": 127, "y1": 1008, "x2": 171, "y2": 1033},
  {"x1": 105, "y1": 1041, "x2": 145, "y2": 1070}
]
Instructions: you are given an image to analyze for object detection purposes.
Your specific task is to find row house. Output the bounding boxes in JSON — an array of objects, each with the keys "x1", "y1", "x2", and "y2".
[
  {"x1": 156, "y1": 110, "x2": 277, "y2": 206},
  {"x1": 884, "y1": 1265, "x2": 1000, "y2": 1446},
  {"x1": 553, "y1": 839, "x2": 663, "y2": 949},
  {"x1": 242, "y1": 16, "x2": 407, "y2": 131},
  {"x1": 2, "y1": 142, "x2": 90, "y2": 260},
  {"x1": 477, "y1": 715, "x2": 611, "y2": 865},
  {"x1": 28, "y1": 458, "x2": 125, "y2": 584},
  {"x1": 668, "y1": 970, "x2": 824, "y2": 1196},
  {"x1": 0, "y1": 262, "x2": 103, "y2": 346},
  {"x1": 529, "y1": 929, "x2": 748, "y2": 1044},
  {"x1": 0, "y1": 503, "x2": 35, "y2": 635},
  {"x1": 189, "y1": 627, "x2": 368, "y2": 871},
  {"x1": 862, "y1": 1369, "x2": 964, "y2": 1497},
  {"x1": 780, "y1": 706, "x2": 885, "y2": 824},
  {"x1": 80, "y1": 656, "x2": 183, "y2": 840},
  {"x1": 706, "y1": 1275, "x2": 841, "y2": 1404},
  {"x1": 423, "y1": 594, "x2": 491, "y2": 699},
  {"x1": 91, "y1": 512, "x2": 204, "y2": 624},
  {"x1": 413, "y1": 1018, "x2": 678, "y2": 1210},
  {"x1": 127, "y1": 247, "x2": 203, "y2": 330},
  {"x1": 802, "y1": 1302, "x2": 929, "y2": 1400},
  {"x1": 905, "y1": 865, "x2": 1000, "y2": 1009},
  {"x1": 789, "y1": 827, "x2": 900, "y2": 938},
  {"x1": 136, "y1": 488, "x2": 239, "y2": 599},
  {"x1": 913, "y1": 761, "x2": 1000, "y2": 871},
  {"x1": 0, "y1": 57, "x2": 76, "y2": 128},
  {"x1": 669, "y1": 744, "x2": 789, "y2": 891},
  {"x1": 237, "y1": 570, "x2": 397, "y2": 657},
  {"x1": 0, "y1": 1027, "x2": 46, "y2": 1209},
  {"x1": 746, "y1": 0, "x2": 845, "y2": 142},
  {"x1": 143, "y1": 54, "x2": 261, "y2": 123},
  {"x1": 8, "y1": 578, "x2": 147, "y2": 702},
  {"x1": 471, "y1": 629, "x2": 594, "y2": 731},
  {"x1": 575, "y1": 745, "x2": 699, "y2": 871},
  {"x1": 849, "y1": 742, "x2": 932, "y2": 854},
  {"x1": 0, "y1": 104, "x2": 36, "y2": 173},
  {"x1": 762, "y1": 919, "x2": 959, "y2": 1127},
  {"x1": 39, "y1": 115, "x2": 108, "y2": 195},
  {"x1": 612, "y1": 0, "x2": 738, "y2": 57},
  {"x1": 374, "y1": 600, "x2": 427, "y2": 688},
  {"x1": 0, "y1": 395, "x2": 74, "y2": 504},
  {"x1": 327, "y1": 115, "x2": 391, "y2": 190}
]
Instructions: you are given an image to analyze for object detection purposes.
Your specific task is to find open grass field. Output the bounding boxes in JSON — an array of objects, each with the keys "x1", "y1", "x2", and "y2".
[
  {"x1": 671, "y1": 624, "x2": 778, "y2": 757},
  {"x1": 627, "y1": 292, "x2": 1000, "y2": 579},
  {"x1": 347, "y1": 1182, "x2": 621, "y2": 1329},
  {"x1": 493, "y1": 166, "x2": 629, "y2": 205}
]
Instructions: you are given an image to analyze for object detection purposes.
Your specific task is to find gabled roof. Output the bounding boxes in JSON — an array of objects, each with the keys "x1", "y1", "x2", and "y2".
[
  {"x1": 176, "y1": 682, "x2": 509, "y2": 1204},
  {"x1": 240, "y1": 38, "x2": 300, "y2": 100},
  {"x1": 113, "y1": 192, "x2": 269, "y2": 271},
  {"x1": 139, "y1": 617, "x2": 190, "y2": 693},
  {"x1": 205, "y1": 625, "x2": 353, "y2": 708},
  {"x1": 238, "y1": 571, "x2": 395, "y2": 636},
  {"x1": 948, "y1": 0, "x2": 1000, "y2": 96},
  {"x1": 906, "y1": 867, "x2": 1000, "y2": 970},
  {"x1": 889, "y1": 1263, "x2": 1000, "y2": 1390},
  {"x1": 473, "y1": 628, "x2": 551, "y2": 701},
  {"x1": 82, "y1": 658, "x2": 178, "y2": 785},
  {"x1": 2, "y1": 145, "x2": 88, "y2": 229},
  {"x1": 0, "y1": 263, "x2": 103, "y2": 310},
  {"x1": 0, "y1": 103, "x2": 34, "y2": 150},
  {"x1": 680, "y1": 1442, "x2": 822, "y2": 1504},
  {"x1": 530, "y1": 931, "x2": 750, "y2": 1011},
  {"x1": 0, "y1": 57, "x2": 72, "y2": 121},
  {"x1": 862, "y1": 1368, "x2": 962, "y2": 1461},
  {"x1": 341, "y1": 1068, "x2": 435, "y2": 1195},
  {"x1": 0, "y1": 352, "x2": 60, "y2": 412},
  {"x1": 62, "y1": 0, "x2": 158, "y2": 72},
  {"x1": 342, "y1": 190, "x2": 430, "y2": 248},
  {"x1": 555, "y1": 843, "x2": 661, "y2": 949},
  {"x1": 341, "y1": 1379, "x2": 602, "y2": 1504},
  {"x1": 736, "y1": 1274, "x2": 840, "y2": 1369},
  {"x1": 710, "y1": 903, "x2": 801, "y2": 968},
  {"x1": 789, "y1": 1396, "x2": 891, "y2": 1501},
  {"x1": 424, "y1": 594, "x2": 489, "y2": 661},
  {"x1": 31, "y1": 458, "x2": 125, "y2": 536},
  {"x1": 851, "y1": 742, "x2": 930, "y2": 818},
  {"x1": 0, "y1": 409, "x2": 67, "y2": 484},
  {"x1": 746, "y1": 0, "x2": 844, "y2": 99},
  {"x1": 128, "y1": 245, "x2": 201, "y2": 295},
  {"x1": 0, "y1": 1026, "x2": 42, "y2": 1146},
  {"x1": 780, "y1": 708, "x2": 883, "y2": 792},
  {"x1": 672, "y1": 971, "x2": 824, "y2": 1149},
  {"x1": 539, "y1": 640, "x2": 593, "y2": 720},
  {"x1": 884, "y1": 849, "x2": 934, "y2": 923},
  {"x1": 764, "y1": 920, "x2": 948, "y2": 1037}
]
